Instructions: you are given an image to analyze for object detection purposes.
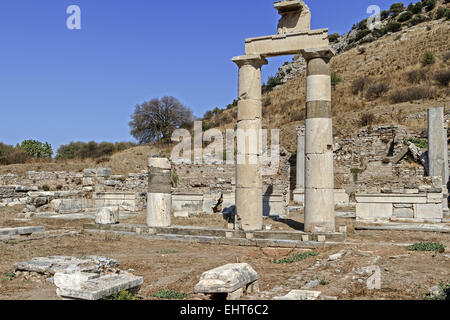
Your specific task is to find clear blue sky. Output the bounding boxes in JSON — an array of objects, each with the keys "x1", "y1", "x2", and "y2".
[{"x1": 0, "y1": 0, "x2": 417, "y2": 151}]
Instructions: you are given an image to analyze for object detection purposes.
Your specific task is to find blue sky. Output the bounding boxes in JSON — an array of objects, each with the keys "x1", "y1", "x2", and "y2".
[{"x1": 0, "y1": 0, "x2": 418, "y2": 152}]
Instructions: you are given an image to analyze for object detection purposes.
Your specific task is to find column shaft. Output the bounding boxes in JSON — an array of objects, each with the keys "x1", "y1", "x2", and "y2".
[
  {"x1": 301, "y1": 47, "x2": 335, "y2": 233},
  {"x1": 428, "y1": 107, "x2": 448, "y2": 214},
  {"x1": 232, "y1": 55, "x2": 267, "y2": 231},
  {"x1": 293, "y1": 126, "x2": 305, "y2": 205},
  {"x1": 147, "y1": 157, "x2": 172, "y2": 227}
]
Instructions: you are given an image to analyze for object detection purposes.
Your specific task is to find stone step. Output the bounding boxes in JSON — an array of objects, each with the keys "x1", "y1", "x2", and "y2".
[{"x1": 0, "y1": 226, "x2": 45, "y2": 237}]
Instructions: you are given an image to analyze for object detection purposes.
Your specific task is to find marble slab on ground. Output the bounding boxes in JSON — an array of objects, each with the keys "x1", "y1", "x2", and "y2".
[
  {"x1": 0, "y1": 226, "x2": 45, "y2": 236},
  {"x1": 56, "y1": 273, "x2": 143, "y2": 300},
  {"x1": 39, "y1": 212, "x2": 139, "y2": 221},
  {"x1": 14, "y1": 256, "x2": 119, "y2": 275},
  {"x1": 356, "y1": 222, "x2": 450, "y2": 233}
]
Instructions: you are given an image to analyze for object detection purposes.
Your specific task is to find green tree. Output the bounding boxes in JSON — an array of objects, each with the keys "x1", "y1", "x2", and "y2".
[{"x1": 20, "y1": 140, "x2": 53, "y2": 158}]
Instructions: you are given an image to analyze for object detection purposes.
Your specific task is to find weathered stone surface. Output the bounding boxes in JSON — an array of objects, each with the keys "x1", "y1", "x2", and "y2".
[
  {"x1": 274, "y1": 290, "x2": 321, "y2": 300},
  {"x1": 50, "y1": 199, "x2": 94, "y2": 214},
  {"x1": 56, "y1": 273, "x2": 143, "y2": 300},
  {"x1": 0, "y1": 226, "x2": 44, "y2": 237},
  {"x1": 14, "y1": 256, "x2": 119, "y2": 275},
  {"x1": 194, "y1": 263, "x2": 258, "y2": 294},
  {"x1": 95, "y1": 206, "x2": 119, "y2": 225}
]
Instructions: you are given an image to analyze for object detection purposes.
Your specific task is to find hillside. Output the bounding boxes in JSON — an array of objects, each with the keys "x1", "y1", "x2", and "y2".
[{"x1": 204, "y1": 0, "x2": 450, "y2": 152}]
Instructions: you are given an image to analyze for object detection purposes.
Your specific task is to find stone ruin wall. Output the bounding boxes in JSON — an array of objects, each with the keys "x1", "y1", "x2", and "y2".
[{"x1": 0, "y1": 124, "x2": 440, "y2": 211}]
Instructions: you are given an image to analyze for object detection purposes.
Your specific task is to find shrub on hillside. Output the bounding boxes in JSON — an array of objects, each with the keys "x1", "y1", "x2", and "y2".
[
  {"x1": 351, "y1": 77, "x2": 372, "y2": 95},
  {"x1": 355, "y1": 29, "x2": 371, "y2": 41},
  {"x1": 422, "y1": 51, "x2": 436, "y2": 66},
  {"x1": 331, "y1": 72, "x2": 342, "y2": 88},
  {"x1": 407, "y1": 2, "x2": 423, "y2": 14},
  {"x1": 398, "y1": 11, "x2": 413, "y2": 22},
  {"x1": 381, "y1": 10, "x2": 391, "y2": 20},
  {"x1": 389, "y1": 86, "x2": 436, "y2": 103},
  {"x1": 55, "y1": 141, "x2": 136, "y2": 161},
  {"x1": 433, "y1": 71, "x2": 450, "y2": 86},
  {"x1": 406, "y1": 69, "x2": 429, "y2": 84},
  {"x1": 422, "y1": 0, "x2": 437, "y2": 12},
  {"x1": 262, "y1": 76, "x2": 283, "y2": 93},
  {"x1": 390, "y1": 3, "x2": 405, "y2": 16},
  {"x1": 410, "y1": 14, "x2": 428, "y2": 26},
  {"x1": 385, "y1": 21, "x2": 402, "y2": 33},
  {"x1": 328, "y1": 33, "x2": 339, "y2": 43},
  {"x1": 360, "y1": 113, "x2": 375, "y2": 126},
  {"x1": 366, "y1": 82, "x2": 390, "y2": 100}
]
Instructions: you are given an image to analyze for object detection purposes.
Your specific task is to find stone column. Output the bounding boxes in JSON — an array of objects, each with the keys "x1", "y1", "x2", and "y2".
[
  {"x1": 293, "y1": 126, "x2": 305, "y2": 205},
  {"x1": 147, "y1": 157, "x2": 172, "y2": 227},
  {"x1": 428, "y1": 108, "x2": 449, "y2": 214},
  {"x1": 300, "y1": 47, "x2": 335, "y2": 233},
  {"x1": 444, "y1": 120, "x2": 449, "y2": 217},
  {"x1": 232, "y1": 54, "x2": 268, "y2": 231}
]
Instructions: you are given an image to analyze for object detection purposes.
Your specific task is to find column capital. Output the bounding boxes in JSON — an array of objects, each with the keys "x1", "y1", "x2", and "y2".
[
  {"x1": 232, "y1": 54, "x2": 268, "y2": 68},
  {"x1": 300, "y1": 46, "x2": 335, "y2": 61}
]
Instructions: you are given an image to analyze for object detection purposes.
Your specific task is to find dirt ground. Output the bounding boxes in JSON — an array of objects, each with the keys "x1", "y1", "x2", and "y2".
[{"x1": 0, "y1": 206, "x2": 449, "y2": 300}]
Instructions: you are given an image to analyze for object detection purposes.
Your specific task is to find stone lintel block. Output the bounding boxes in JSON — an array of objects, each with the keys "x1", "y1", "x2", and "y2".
[
  {"x1": 415, "y1": 203, "x2": 443, "y2": 219},
  {"x1": 427, "y1": 193, "x2": 443, "y2": 204},
  {"x1": 301, "y1": 235, "x2": 309, "y2": 242},
  {"x1": 355, "y1": 194, "x2": 426, "y2": 204},
  {"x1": 393, "y1": 207, "x2": 414, "y2": 218},
  {"x1": 305, "y1": 153, "x2": 334, "y2": 189},
  {"x1": 356, "y1": 203, "x2": 392, "y2": 220},
  {"x1": 305, "y1": 118, "x2": 333, "y2": 152},
  {"x1": 338, "y1": 226, "x2": 347, "y2": 233},
  {"x1": 317, "y1": 235, "x2": 326, "y2": 242},
  {"x1": 194, "y1": 263, "x2": 258, "y2": 294},
  {"x1": 237, "y1": 99, "x2": 262, "y2": 121},
  {"x1": 245, "y1": 29, "x2": 329, "y2": 57}
]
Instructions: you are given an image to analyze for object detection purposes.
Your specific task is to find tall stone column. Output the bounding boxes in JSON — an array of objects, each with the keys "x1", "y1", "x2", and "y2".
[
  {"x1": 147, "y1": 157, "x2": 172, "y2": 227},
  {"x1": 293, "y1": 126, "x2": 305, "y2": 205},
  {"x1": 428, "y1": 107, "x2": 449, "y2": 214},
  {"x1": 232, "y1": 54, "x2": 268, "y2": 231},
  {"x1": 300, "y1": 47, "x2": 335, "y2": 233}
]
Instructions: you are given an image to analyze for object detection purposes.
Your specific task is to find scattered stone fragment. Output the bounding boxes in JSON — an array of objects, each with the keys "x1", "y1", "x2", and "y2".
[
  {"x1": 95, "y1": 206, "x2": 120, "y2": 225},
  {"x1": 274, "y1": 290, "x2": 321, "y2": 300}
]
